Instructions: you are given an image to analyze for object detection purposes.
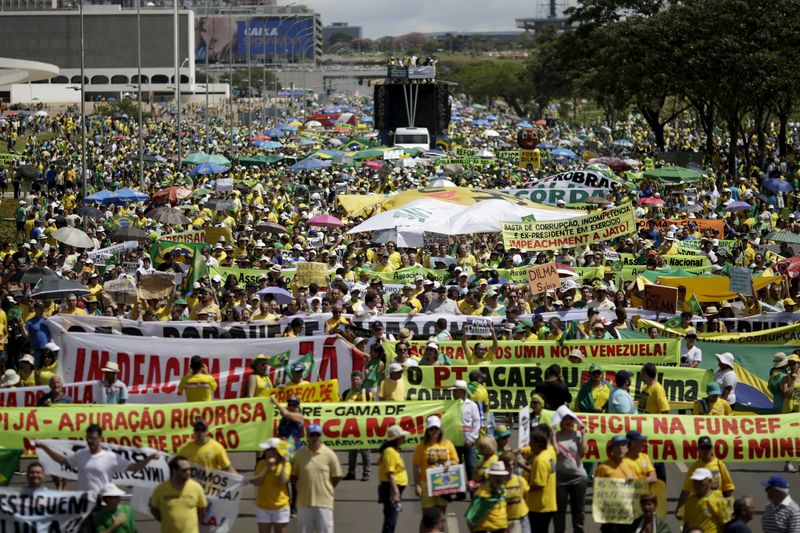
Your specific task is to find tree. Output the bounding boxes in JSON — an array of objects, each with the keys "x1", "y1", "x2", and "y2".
[
  {"x1": 350, "y1": 38, "x2": 375, "y2": 53},
  {"x1": 445, "y1": 60, "x2": 534, "y2": 116},
  {"x1": 394, "y1": 32, "x2": 431, "y2": 53},
  {"x1": 218, "y1": 68, "x2": 280, "y2": 97},
  {"x1": 374, "y1": 36, "x2": 396, "y2": 53}
]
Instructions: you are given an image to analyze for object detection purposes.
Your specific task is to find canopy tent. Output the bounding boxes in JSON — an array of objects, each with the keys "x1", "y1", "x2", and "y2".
[
  {"x1": 347, "y1": 197, "x2": 584, "y2": 236},
  {"x1": 642, "y1": 166, "x2": 704, "y2": 185}
]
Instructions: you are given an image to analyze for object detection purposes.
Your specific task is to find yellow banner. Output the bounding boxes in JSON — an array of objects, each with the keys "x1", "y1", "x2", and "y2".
[
  {"x1": 3, "y1": 399, "x2": 462, "y2": 454},
  {"x1": 268, "y1": 379, "x2": 340, "y2": 403},
  {"x1": 502, "y1": 203, "x2": 636, "y2": 251},
  {"x1": 636, "y1": 318, "x2": 800, "y2": 344},
  {"x1": 385, "y1": 338, "x2": 681, "y2": 365},
  {"x1": 577, "y1": 412, "x2": 800, "y2": 462},
  {"x1": 159, "y1": 227, "x2": 232, "y2": 245}
]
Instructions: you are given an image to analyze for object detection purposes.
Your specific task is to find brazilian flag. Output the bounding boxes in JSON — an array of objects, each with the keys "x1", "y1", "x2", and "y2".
[{"x1": 0, "y1": 449, "x2": 22, "y2": 486}]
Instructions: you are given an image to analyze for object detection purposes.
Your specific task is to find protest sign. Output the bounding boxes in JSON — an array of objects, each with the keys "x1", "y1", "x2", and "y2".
[
  {"x1": 464, "y1": 317, "x2": 493, "y2": 337},
  {"x1": 518, "y1": 407, "x2": 530, "y2": 448},
  {"x1": 680, "y1": 239, "x2": 736, "y2": 250},
  {"x1": 729, "y1": 267, "x2": 753, "y2": 296},
  {"x1": 386, "y1": 338, "x2": 681, "y2": 366},
  {"x1": 0, "y1": 380, "x2": 101, "y2": 407},
  {"x1": 268, "y1": 379, "x2": 340, "y2": 403},
  {"x1": 401, "y1": 364, "x2": 710, "y2": 411},
  {"x1": 295, "y1": 262, "x2": 329, "y2": 287},
  {"x1": 636, "y1": 218, "x2": 724, "y2": 239},
  {"x1": 159, "y1": 226, "x2": 233, "y2": 246},
  {"x1": 427, "y1": 464, "x2": 467, "y2": 496},
  {"x1": 592, "y1": 478, "x2": 648, "y2": 524},
  {"x1": 643, "y1": 284, "x2": 678, "y2": 314},
  {"x1": 661, "y1": 255, "x2": 710, "y2": 268},
  {"x1": 87, "y1": 241, "x2": 138, "y2": 264},
  {"x1": 518, "y1": 149, "x2": 541, "y2": 170},
  {"x1": 577, "y1": 412, "x2": 800, "y2": 462},
  {"x1": 0, "y1": 487, "x2": 95, "y2": 533},
  {"x1": 694, "y1": 323, "x2": 800, "y2": 345},
  {"x1": 527, "y1": 262, "x2": 560, "y2": 295},
  {"x1": 56, "y1": 332, "x2": 358, "y2": 402},
  {"x1": 504, "y1": 186, "x2": 608, "y2": 206},
  {"x1": 502, "y1": 203, "x2": 636, "y2": 251},
  {"x1": 37, "y1": 439, "x2": 169, "y2": 487},
  {"x1": 423, "y1": 231, "x2": 449, "y2": 248}
]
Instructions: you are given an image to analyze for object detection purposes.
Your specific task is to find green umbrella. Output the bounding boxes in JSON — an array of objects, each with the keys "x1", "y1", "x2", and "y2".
[
  {"x1": 351, "y1": 148, "x2": 389, "y2": 161},
  {"x1": 766, "y1": 231, "x2": 800, "y2": 245},
  {"x1": 182, "y1": 152, "x2": 230, "y2": 166},
  {"x1": 238, "y1": 155, "x2": 284, "y2": 166},
  {"x1": 191, "y1": 188, "x2": 214, "y2": 197},
  {"x1": 642, "y1": 166, "x2": 704, "y2": 184}
]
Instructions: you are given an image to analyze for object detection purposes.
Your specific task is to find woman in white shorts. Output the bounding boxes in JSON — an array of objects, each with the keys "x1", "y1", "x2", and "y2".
[{"x1": 251, "y1": 438, "x2": 292, "y2": 533}]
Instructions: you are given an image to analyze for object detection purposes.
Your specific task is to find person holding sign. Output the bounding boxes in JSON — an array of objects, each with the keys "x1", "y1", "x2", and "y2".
[
  {"x1": 693, "y1": 382, "x2": 733, "y2": 416},
  {"x1": 412, "y1": 416, "x2": 459, "y2": 515},
  {"x1": 675, "y1": 437, "x2": 735, "y2": 518},
  {"x1": 462, "y1": 327, "x2": 498, "y2": 366},
  {"x1": 251, "y1": 438, "x2": 292, "y2": 533},
  {"x1": 466, "y1": 461, "x2": 509, "y2": 533}
]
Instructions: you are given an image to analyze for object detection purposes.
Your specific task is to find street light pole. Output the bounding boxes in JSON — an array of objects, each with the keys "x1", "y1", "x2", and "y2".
[
  {"x1": 80, "y1": 0, "x2": 87, "y2": 206},
  {"x1": 204, "y1": 0, "x2": 211, "y2": 154},
  {"x1": 228, "y1": 8, "x2": 235, "y2": 159},
  {"x1": 173, "y1": 0, "x2": 182, "y2": 167},
  {"x1": 136, "y1": 0, "x2": 144, "y2": 187}
]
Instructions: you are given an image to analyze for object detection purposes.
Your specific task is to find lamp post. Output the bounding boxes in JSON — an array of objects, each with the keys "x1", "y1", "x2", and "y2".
[
  {"x1": 266, "y1": 3, "x2": 296, "y2": 126},
  {"x1": 284, "y1": 16, "x2": 307, "y2": 65},
  {"x1": 294, "y1": 26, "x2": 314, "y2": 65},
  {"x1": 273, "y1": 9, "x2": 298, "y2": 124},
  {"x1": 80, "y1": 0, "x2": 87, "y2": 206},
  {"x1": 204, "y1": 0, "x2": 212, "y2": 154},
  {"x1": 176, "y1": 57, "x2": 189, "y2": 167},
  {"x1": 136, "y1": 0, "x2": 144, "y2": 187},
  {"x1": 227, "y1": 8, "x2": 235, "y2": 159}
]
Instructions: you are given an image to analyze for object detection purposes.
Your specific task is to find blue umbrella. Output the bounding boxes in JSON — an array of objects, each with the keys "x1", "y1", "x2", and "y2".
[
  {"x1": 451, "y1": 115, "x2": 463, "y2": 122},
  {"x1": 299, "y1": 139, "x2": 317, "y2": 145},
  {"x1": 190, "y1": 162, "x2": 230, "y2": 176},
  {"x1": 764, "y1": 178, "x2": 794, "y2": 193},
  {"x1": 256, "y1": 286, "x2": 293, "y2": 305},
  {"x1": 724, "y1": 201, "x2": 751, "y2": 212},
  {"x1": 253, "y1": 140, "x2": 284, "y2": 149},
  {"x1": 360, "y1": 116, "x2": 374, "y2": 123},
  {"x1": 473, "y1": 119, "x2": 490, "y2": 127},
  {"x1": 105, "y1": 188, "x2": 149, "y2": 205},
  {"x1": 83, "y1": 190, "x2": 113, "y2": 204},
  {"x1": 486, "y1": 115, "x2": 499, "y2": 121},
  {"x1": 278, "y1": 124, "x2": 298, "y2": 131},
  {"x1": 552, "y1": 148, "x2": 578, "y2": 159},
  {"x1": 516, "y1": 121, "x2": 532, "y2": 128},
  {"x1": 612, "y1": 139, "x2": 634, "y2": 148},
  {"x1": 290, "y1": 158, "x2": 331, "y2": 172},
  {"x1": 537, "y1": 142, "x2": 557, "y2": 150},
  {"x1": 264, "y1": 128, "x2": 286, "y2": 138}
]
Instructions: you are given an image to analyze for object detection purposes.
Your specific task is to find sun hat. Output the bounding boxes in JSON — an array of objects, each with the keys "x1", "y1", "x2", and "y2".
[
  {"x1": 385, "y1": 425, "x2": 409, "y2": 442},
  {"x1": 101, "y1": 361, "x2": 120, "y2": 373},
  {"x1": 98, "y1": 483, "x2": 128, "y2": 499}
]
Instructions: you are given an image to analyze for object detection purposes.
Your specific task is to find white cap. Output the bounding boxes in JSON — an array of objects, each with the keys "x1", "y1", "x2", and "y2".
[
  {"x1": 690, "y1": 467, "x2": 713, "y2": 481},
  {"x1": 388, "y1": 363, "x2": 404, "y2": 373},
  {"x1": 19, "y1": 354, "x2": 35, "y2": 366},
  {"x1": 715, "y1": 352, "x2": 735, "y2": 367},
  {"x1": 451, "y1": 379, "x2": 468, "y2": 391},
  {"x1": 426, "y1": 342, "x2": 439, "y2": 350},
  {"x1": 98, "y1": 483, "x2": 128, "y2": 498},
  {"x1": 44, "y1": 342, "x2": 60, "y2": 352},
  {"x1": 426, "y1": 415, "x2": 441, "y2": 429}
]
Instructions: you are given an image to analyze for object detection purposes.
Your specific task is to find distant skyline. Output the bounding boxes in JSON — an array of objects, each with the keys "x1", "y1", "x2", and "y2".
[{"x1": 306, "y1": 0, "x2": 578, "y2": 39}]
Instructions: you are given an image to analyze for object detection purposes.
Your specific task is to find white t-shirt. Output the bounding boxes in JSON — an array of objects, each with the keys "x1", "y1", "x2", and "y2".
[
  {"x1": 67, "y1": 448, "x2": 131, "y2": 492},
  {"x1": 713, "y1": 368, "x2": 737, "y2": 405},
  {"x1": 681, "y1": 346, "x2": 703, "y2": 367}
]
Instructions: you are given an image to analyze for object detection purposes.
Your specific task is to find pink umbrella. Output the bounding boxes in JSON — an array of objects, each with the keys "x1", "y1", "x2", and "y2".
[
  {"x1": 307, "y1": 214, "x2": 344, "y2": 228},
  {"x1": 364, "y1": 160, "x2": 384, "y2": 170},
  {"x1": 639, "y1": 197, "x2": 665, "y2": 206}
]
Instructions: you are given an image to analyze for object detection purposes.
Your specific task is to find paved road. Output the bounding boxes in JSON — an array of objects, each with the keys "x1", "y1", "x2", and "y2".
[{"x1": 15, "y1": 446, "x2": 797, "y2": 532}]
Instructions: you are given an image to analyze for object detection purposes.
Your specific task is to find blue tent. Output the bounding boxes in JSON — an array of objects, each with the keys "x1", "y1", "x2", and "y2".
[
  {"x1": 290, "y1": 158, "x2": 331, "y2": 172},
  {"x1": 104, "y1": 188, "x2": 149, "y2": 205},
  {"x1": 190, "y1": 162, "x2": 230, "y2": 176}
]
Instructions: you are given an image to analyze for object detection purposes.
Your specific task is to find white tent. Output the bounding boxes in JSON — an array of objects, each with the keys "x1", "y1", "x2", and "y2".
[
  {"x1": 371, "y1": 227, "x2": 424, "y2": 248},
  {"x1": 348, "y1": 197, "x2": 584, "y2": 236}
]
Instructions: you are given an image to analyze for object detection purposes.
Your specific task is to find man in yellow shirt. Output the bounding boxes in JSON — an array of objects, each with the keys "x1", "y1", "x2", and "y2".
[
  {"x1": 526, "y1": 427, "x2": 557, "y2": 529},
  {"x1": 379, "y1": 363, "x2": 406, "y2": 401},
  {"x1": 176, "y1": 419, "x2": 236, "y2": 473},
  {"x1": 150, "y1": 455, "x2": 208, "y2": 533},
  {"x1": 675, "y1": 436, "x2": 735, "y2": 516},
  {"x1": 291, "y1": 424, "x2": 342, "y2": 532},
  {"x1": 60, "y1": 293, "x2": 87, "y2": 316},
  {"x1": 624, "y1": 431, "x2": 657, "y2": 484},
  {"x1": 693, "y1": 382, "x2": 733, "y2": 416},
  {"x1": 177, "y1": 356, "x2": 218, "y2": 402},
  {"x1": 682, "y1": 467, "x2": 731, "y2": 533},
  {"x1": 458, "y1": 290, "x2": 484, "y2": 316}
]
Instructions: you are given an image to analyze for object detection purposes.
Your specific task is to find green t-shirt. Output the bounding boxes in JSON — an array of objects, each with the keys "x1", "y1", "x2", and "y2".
[{"x1": 94, "y1": 504, "x2": 136, "y2": 533}]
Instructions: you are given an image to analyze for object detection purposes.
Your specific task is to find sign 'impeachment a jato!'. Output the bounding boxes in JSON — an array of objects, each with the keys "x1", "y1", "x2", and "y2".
[
  {"x1": 402, "y1": 364, "x2": 711, "y2": 411},
  {"x1": 56, "y1": 332, "x2": 359, "y2": 403},
  {"x1": 502, "y1": 203, "x2": 636, "y2": 251},
  {"x1": 384, "y1": 338, "x2": 681, "y2": 366}
]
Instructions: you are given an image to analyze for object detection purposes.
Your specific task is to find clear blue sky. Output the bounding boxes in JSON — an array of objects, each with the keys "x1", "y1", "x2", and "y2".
[{"x1": 306, "y1": 0, "x2": 576, "y2": 38}]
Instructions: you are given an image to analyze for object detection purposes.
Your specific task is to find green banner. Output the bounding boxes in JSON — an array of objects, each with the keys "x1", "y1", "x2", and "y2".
[
  {"x1": 402, "y1": 364, "x2": 712, "y2": 411},
  {"x1": 211, "y1": 265, "x2": 297, "y2": 283},
  {"x1": 1, "y1": 398, "x2": 462, "y2": 454},
  {"x1": 385, "y1": 338, "x2": 681, "y2": 366},
  {"x1": 370, "y1": 266, "x2": 448, "y2": 284}
]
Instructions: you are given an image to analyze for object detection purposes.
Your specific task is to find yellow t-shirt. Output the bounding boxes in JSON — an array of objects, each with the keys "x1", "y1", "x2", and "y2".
[
  {"x1": 252, "y1": 374, "x2": 273, "y2": 397},
  {"x1": 412, "y1": 440, "x2": 459, "y2": 482},
  {"x1": 0, "y1": 309, "x2": 7, "y2": 350},
  {"x1": 458, "y1": 300, "x2": 484, "y2": 316},
  {"x1": 471, "y1": 483, "x2": 508, "y2": 530},
  {"x1": 693, "y1": 397, "x2": 732, "y2": 416},
  {"x1": 60, "y1": 308, "x2": 88, "y2": 316},
  {"x1": 149, "y1": 479, "x2": 207, "y2": 533},
  {"x1": 293, "y1": 445, "x2": 342, "y2": 509},
  {"x1": 254, "y1": 459, "x2": 291, "y2": 510},
  {"x1": 624, "y1": 452, "x2": 655, "y2": 480},
  {"x1": 176, "y1": 439, "x2": 232, "y2": 471},
  {"x1": 505, "y1": 474, "x2": 530, "y2": 520},
  {"x1": 378, "y1": 446, "x2": 408, "y2": 487},
  {"x1": 527, "y1": 446, "x2": 557, "y2": 512},
  {"x1": 683, "y1": 492, "x2": 731, "y2": 533},
  {"x1": 36, "y1": 361, "x2": 59, "y2": 386},
  {"x1": 643, "y1": 381, "x2": 670, "y2": 414},
  {"x1": 178, "y1": 373, "x2": 218, "y2": 402},
  {"x1": 681, "y1": 457, "x2": 735, "y2": 495},
  {"x1": 596, "y1": 458, "x2": 638, "y2": 479},
  {"x1": 379, "y1": 379, "x2": 405, "y2": 401}
]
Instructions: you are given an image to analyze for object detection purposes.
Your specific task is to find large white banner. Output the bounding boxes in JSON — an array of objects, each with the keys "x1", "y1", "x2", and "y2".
[
  {"x1": 0, "y1": 487, "x2": 96, "y2": 533},
  {"x1": 0, "y1": 381, "x2": 101, "y2": 407},
  {"x1": 57, "y1": 332, "x2": 357, "y2": 403}
]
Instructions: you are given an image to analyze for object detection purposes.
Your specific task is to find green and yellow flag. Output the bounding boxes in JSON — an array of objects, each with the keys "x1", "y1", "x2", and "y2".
[{"x1": 0, "y1": 449, "x2": 22, "y2": 486}]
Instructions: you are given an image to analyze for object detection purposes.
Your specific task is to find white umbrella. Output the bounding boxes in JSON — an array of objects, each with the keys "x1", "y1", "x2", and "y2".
[
  {"x1": 475, "y1": 149, "x2": 495, "y2": 158},
  {"x1": 429, "y1": 177, "x2": 456, "y2": 188},
  {"x1": 348, "y1": 198, "x2": 584, "y2": 236},
  {"x1": 305, "y1": 120, "x2": 322, "y2": 128},
  {"x1": 483, "y1": 129, "x2": 500, "y2": 137},
  {"x1": 394, "y1": 158, "x2": 418, "y2": 168},
  {"x1": 52, "y1": 227, "x2": 95, "y2": 249},
  {"x1": 34, "y1": 110, "x2": 48, "y2": 117}
]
